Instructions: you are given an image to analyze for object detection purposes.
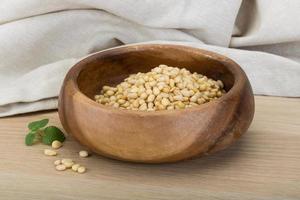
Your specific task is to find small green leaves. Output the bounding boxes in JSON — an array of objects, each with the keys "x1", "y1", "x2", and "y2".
[
  {"x1": 25, "y1": 132, "x2": 36, "y2": 146},
  {"x1": 28, "y1": 119, "x2": 49, "y2": 131},
  {"x1": 42, "y1": 126, "x2": 65, "y2": 145},
  {"x1": 25, "y1": 119, "x2": 65, "y2": 146}
]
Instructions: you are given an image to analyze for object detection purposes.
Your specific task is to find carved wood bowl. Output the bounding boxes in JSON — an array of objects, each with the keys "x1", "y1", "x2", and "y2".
[{"x1": 58, "y1": 44, "x2": 255, "y2": 163}]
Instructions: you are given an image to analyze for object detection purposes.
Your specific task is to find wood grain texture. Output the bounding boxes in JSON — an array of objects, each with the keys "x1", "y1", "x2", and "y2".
[
  {"x1": 59, "y1": 44, "x2": 254, "y2": 163},
  {"x1": 0, "y1": 96, "x2": 299, "y2": 200}
]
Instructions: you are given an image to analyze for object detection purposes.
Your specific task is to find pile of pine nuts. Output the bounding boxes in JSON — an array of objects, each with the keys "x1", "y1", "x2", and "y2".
[
  {"x1": 54, "y1": 158, "x2": 86, "y2": 173},
  {"x1": 44, "y1": 140, "x2": 89, "y2": 173},
  {"x1": 95, "y1": 64, "x2": 226, "y2": 111}
]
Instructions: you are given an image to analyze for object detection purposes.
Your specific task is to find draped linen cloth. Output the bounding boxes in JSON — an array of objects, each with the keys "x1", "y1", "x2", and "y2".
[{"x1": 0, "y1": 0, "x2": 300, "y2": 117}]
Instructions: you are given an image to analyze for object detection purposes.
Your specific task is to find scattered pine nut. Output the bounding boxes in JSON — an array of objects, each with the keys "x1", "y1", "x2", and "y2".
[
  {"x1": 61, "y1": 158, "x2": 74, "y2": 168},
  {"x1": 52, "y1": 140, "x2": 63, "y2": 149},
  {"x1": 63, "y1": 161, "x2": 74, "y2": 168},
  {"x1": 54, "y1": 160, "x2": 61, "y2": 166},
  {"x1": 43, "y1": 144, "x2": 90, "y2": 173},
  {"x1": 77, "y1": 166, "x2": 86, "y2": 174},
  {"x1": 44, "y1": 149, "x2": 57, "y2": 156},
  {"x1": 72, "y1": 164, "x2": 80, "y2": 172},
  {"x1": 61, "y1": 158, "x2": 73, "y2": 164},
  {"x1": 55, "y1": 164, "x2": 66, "y2": 171},
  {"x1": 79, "y1": 150, "x2": 89, "y2": 158}
]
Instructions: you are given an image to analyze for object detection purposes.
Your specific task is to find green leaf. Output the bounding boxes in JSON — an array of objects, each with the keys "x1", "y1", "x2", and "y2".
[
  {"x1": 28, "y1": 119, "x2": 49, "y2": 131},
  {"x1": 25, "y1": 132, "x2": 36, "y2": 146},
  {"x1": 42, "y1": 126, "x2": 65, "y2": 145}
]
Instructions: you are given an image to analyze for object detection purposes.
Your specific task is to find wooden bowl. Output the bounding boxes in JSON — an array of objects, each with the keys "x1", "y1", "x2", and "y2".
[{"x1": 58, "y1": 44, "x2": 254, "y2": 163}]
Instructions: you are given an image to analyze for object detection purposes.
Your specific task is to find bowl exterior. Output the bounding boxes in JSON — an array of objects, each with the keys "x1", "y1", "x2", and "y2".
[{"x1": 58, "y1": 44, "x2": 254, "y2": 163}]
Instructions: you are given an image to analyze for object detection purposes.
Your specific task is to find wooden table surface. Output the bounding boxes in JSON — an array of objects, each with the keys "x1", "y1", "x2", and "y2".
[{"x1": 0, "y1": 96, "x2": 299, "y2": 200}]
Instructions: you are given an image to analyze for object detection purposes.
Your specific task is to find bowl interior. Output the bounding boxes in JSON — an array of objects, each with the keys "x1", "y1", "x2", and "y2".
[{"x1": 77, "y1": 45, "x2": 235, "y2": 99}]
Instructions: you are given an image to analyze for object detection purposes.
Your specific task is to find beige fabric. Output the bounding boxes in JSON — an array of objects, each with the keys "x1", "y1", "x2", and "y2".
[{"x1": 0, "y1": 0, "x2": 300, "y2": 117}]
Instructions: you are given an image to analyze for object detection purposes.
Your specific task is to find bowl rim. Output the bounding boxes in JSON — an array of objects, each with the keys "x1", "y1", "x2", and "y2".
[{"x1": 64, "y1": 44, "x2": 247, "y2": 116}]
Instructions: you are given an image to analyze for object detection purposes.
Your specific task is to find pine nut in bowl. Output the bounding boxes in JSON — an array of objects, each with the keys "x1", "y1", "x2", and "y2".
[{"x1": 58, "y1": 44, "x2": 255, "y2": 163}]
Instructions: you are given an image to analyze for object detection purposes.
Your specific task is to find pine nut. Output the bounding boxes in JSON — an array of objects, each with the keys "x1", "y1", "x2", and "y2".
[
  {"x1": 79, "y1": 150, "x2": 89, "y2": 158},
  {"x1": 77, "y1": 166, "x2": 86, "y2": 174},
  {"x1": 44, "y1": 149, "x2": 57, "y2": 156},
  {"x1": 51, "y1": 140, "x2": 62, "y2": 149}
]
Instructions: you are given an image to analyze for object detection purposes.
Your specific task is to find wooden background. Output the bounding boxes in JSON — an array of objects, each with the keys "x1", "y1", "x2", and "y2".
[{"x1": 0, "y1": 96, "x2": 299, "y2": 200}]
